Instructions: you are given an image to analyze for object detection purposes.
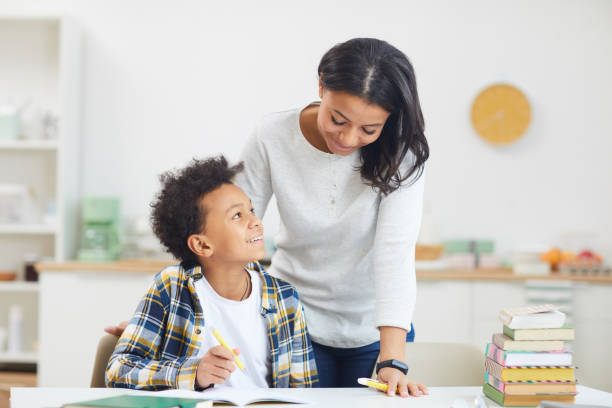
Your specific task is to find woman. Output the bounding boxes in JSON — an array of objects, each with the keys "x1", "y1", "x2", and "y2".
[{"x1": 108, "y1": 38, "x2": 429, "y2": 397}]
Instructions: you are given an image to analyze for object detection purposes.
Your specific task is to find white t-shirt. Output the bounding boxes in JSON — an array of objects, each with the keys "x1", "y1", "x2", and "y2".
[
  {"x1": 195, "y1": 268, "x2": 271, "y2": 388},
  {"x1": 234, "y1": 104, "x2": 424, "y2": 348}
]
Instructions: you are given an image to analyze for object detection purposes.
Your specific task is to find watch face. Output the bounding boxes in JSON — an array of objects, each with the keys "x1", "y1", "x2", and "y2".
[
  {"x1": 377, "y1": 359, "x2": 409, "y2": 374},
  {"x1": 471, "y1": 84, "x2": 531, "y2": 145},
  {"x1": 392, "y1": 359, "x2": 408, "y2": 370}
]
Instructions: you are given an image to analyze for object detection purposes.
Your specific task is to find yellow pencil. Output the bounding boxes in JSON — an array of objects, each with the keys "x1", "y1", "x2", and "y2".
[
  {"x1": 212, "y1": 329, "x2": 245, "y2": 370},
  {"x1": 357, "y1": 377, "x2": 399, "y2": 394}
]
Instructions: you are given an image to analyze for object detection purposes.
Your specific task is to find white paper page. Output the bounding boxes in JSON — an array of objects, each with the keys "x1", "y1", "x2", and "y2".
[{"x1": 157, "y1": 388, "x2": 310, "y2": 406}]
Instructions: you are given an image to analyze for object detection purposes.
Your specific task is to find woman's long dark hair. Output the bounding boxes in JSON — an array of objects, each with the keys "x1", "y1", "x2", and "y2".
[{"x1": 318, "y1": 38, "x2": 429, "y2": 195}]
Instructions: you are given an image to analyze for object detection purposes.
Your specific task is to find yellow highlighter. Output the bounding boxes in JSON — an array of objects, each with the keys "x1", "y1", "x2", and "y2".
[
  {"x1": 357, "y1": 377, "x2": 399, "y2": 394},
  {"x1": 212, "y1": 329, "x2": 245, "y2": 370}
]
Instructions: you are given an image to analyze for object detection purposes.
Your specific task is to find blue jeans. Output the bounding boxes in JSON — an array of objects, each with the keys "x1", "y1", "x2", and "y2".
[{"x1": 312, "y1": 324, "x2": 415, "y2": 388}]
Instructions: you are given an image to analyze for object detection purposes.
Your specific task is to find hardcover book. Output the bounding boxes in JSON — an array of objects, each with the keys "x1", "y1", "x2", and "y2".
[
  {"x1": 493, "y1": 333, "x2": 564, "y2": 352},
  {"x1": 486, "y1": 343, "x2": 572, "y2": 367},
  {"x1": 63, "y1": 395, "x2": 212, "y2": 408},
  {"x1": 485, "y1": 371, "x2": 577, "y2": 395},
  {"x1": 485, "y1": 357, "x2": 575, "y2": 382},
  {"x1": 503, "y1": 325, "x2": 575, "y2": 341},
  {"x1": 499, "y1": 304, "x2": 566, "y2": 329},
  {"x1": 483, "y1": 383, "x2": 575, "y2": 406}
]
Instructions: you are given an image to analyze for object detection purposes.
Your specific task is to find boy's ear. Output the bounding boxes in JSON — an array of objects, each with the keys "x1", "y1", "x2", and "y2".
[{"x1": 187, "y1": 233, "x2": 213, "y2": 258}]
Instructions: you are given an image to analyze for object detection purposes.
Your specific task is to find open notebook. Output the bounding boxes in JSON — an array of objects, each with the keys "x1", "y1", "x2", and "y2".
[
  {"x1": 64, "y1": 388, "x2": 309, "y2": 407},
  {"x1": 158, "y1": 387, "x2": 309, "y2": 406}
]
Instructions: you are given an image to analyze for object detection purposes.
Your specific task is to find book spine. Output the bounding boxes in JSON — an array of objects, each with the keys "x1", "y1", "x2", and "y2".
[
  {"x1": 503, "y1": 325, "x2": 515, "y2": 340},
  {"x1": 483, "y1": 383, "x2": 505, "y2": 406},
  {"x1": 486, "y1": 343, "x2": 498, "y2": 362},
  {"x1": 485, "y1": 357, "x2": 504, "y2": 379},
  {"x1": 486, "y1": 371, "x2": 506, "y2": 393},
  {"x1": 492, "y1": 333, "x2": 505, "y2": 350}
]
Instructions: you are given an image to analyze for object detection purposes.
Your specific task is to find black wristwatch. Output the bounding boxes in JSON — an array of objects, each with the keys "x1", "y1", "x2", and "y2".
[{"x1": 376, "y1": 359, "x2": 409, "y2": 375}]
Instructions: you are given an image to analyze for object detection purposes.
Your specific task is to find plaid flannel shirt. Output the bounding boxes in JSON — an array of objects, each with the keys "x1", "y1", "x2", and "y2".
[{"x1": 106, "y1": 262, "x2": 318, "y2": 390}]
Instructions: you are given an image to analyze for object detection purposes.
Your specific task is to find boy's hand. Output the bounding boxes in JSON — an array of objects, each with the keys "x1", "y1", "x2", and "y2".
[
  {"x1": 104, "y1": 321, "x2": 128, "y2": 336},
  {"x1": 377, "y1": 367, "x2": 429, "y2": 397},
  {"x1": 196, "y1": 346, "x2": 241, "y2": 389}
]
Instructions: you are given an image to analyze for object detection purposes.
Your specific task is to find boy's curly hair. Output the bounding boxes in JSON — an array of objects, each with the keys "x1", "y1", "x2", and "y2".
[{"x1": 150, "y1": 155, "x2": 244, "y2": 266}]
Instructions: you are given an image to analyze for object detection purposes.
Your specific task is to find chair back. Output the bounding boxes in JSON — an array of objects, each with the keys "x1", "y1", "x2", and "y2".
[{"x1": 90, "y1": 334, "x2": 119, "y2": 387}]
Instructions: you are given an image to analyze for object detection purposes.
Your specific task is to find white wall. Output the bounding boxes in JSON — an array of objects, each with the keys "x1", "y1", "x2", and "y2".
[{"x1": 2, "y1": 0, "x2": 611, "y2": 259}]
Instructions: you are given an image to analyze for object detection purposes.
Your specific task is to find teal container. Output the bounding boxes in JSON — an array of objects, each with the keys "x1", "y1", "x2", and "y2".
[{"x1": 0, "y1": 114, "x2": 20, "y2": 139}]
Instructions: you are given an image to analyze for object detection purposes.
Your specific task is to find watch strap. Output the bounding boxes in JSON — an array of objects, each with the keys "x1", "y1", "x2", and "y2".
[{"x1": 376, "y1": 359, "x2": 409, "y2": 375}]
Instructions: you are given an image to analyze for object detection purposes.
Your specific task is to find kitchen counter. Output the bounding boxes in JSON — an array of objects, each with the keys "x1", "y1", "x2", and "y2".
[
  {"x1": 36, "y1": 259, "x2": 173, "y2": 274},
  {"x1": 415, "y1": 268, "x2": 612, "y2": 283},
  {"x1": 36, "y1": 260, "x2": 612, "y2": 283}
]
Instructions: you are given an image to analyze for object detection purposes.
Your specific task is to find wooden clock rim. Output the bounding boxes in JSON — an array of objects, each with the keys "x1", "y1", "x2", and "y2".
[{"x1": 471, "y1": 83, "x2": 531, "y2": 145}]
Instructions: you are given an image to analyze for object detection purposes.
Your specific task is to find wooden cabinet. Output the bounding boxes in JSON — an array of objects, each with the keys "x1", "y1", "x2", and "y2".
[
  {"x1": 0, "y1": 371, "x2": 37, "y2": 408},
  {"x1": 38, "y1": 268, "x2": 155, "y2": 387}
]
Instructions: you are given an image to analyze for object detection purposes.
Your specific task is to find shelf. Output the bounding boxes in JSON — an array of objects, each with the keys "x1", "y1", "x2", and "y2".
[
  {"x1": 0, "y1": 139, "x2": 58, "y2": 151},
  {"x1": 0, "y1": 352, "x2": 38, "y2": 364},
  {"x1": 416, "y1": 268, "x2": 612, "y2": 283},
  {"x1": 0, "y1": 224, "x2": 56, "y2": 235},
  {"x1": 0, "y1": 281, "x2": 39, "y2": 292}
]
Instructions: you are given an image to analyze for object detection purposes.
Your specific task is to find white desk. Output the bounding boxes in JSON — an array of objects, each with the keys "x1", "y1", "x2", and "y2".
[{"x1": 10, "y1": 386, "x2": 612, "y2": 408}]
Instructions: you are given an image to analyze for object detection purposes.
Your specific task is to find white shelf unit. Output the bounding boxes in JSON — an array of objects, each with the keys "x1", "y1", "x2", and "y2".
[
  {"x1": 0, "y1": 352, "x2": 38, "y2": 364},
  {"x1": 0, "y1": 282, "x2": 39, "y2": 292},
  {"x1": 0, "y1": 15, "x2": 81, "y2": 367},
  {"x1": 0, "y1": 140, "x2": 59, "y2": 151},
  {"x1": 0, "y1": 225, "x2": 57, "y2": 235},
  {"x1": 0, "y1": 283, "x2": 40, "y2": 365}
]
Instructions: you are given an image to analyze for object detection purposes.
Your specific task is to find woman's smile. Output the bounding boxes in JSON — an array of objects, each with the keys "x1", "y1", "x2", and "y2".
[{"x1": 328, "y1": 136, "x2": 356, "y2": 154}]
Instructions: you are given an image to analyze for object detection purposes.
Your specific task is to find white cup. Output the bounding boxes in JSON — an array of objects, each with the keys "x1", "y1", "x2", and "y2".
[
  {"x1": 8, "y1": 305, "x2": 23, "y2": 353},
  {"x1": 0, "y1": 326, "x2": 7, "y2": 352}
]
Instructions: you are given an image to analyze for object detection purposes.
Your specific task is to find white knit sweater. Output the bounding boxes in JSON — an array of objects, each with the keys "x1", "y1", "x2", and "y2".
[{"x1": 234, "y1": 105, "x2": 424, "y2": 348}]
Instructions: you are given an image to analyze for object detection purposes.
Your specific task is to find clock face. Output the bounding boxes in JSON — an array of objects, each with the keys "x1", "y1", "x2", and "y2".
[{"x1": 471, "y1": 84, "x2": 531, "y2": 145}]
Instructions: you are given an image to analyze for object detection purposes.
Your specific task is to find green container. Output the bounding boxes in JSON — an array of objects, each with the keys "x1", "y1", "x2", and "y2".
[
  {"x1": 78, "y1": 197, "x2": 121, "y2": 262},
  {"x1": 443, "y1": 239, "x2": 495, "y2": 254},
  {"x1": 443, "y1": 240, "x2": 472, "y2": 254},
  {"x1": 475, "y1": 240, "x2": 495, "y2": 254},
  {"x1": 81, "y1": 197, "x2": 120, "y2": 223}
]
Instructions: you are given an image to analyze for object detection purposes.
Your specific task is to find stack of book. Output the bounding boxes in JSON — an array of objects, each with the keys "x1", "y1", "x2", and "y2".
[{"x1": 483, "y1": 304, "x2": 577, "y2": 407}]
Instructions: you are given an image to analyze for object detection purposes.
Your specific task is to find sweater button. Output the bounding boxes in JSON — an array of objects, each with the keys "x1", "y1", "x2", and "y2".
[{"x1": 195, "y1": 329, "x2": 201, "y2": 335}]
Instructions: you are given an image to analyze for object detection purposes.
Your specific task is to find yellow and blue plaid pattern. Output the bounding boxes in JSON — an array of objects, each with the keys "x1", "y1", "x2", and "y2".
[{"x1": 106, "y1": 262, "x2": 318, "y2": 390}]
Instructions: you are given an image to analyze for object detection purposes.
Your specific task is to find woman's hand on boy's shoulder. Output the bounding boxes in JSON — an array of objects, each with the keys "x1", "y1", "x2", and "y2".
[
  {"x1": 195, "y1": 346, "x2": 240, "y2": 389},
  {"x1": 104, "y1": 321, "x2": 128, "y2": 336},
  {"x1": 377, "y1": 367, "x2": 429, "y2": 398}
]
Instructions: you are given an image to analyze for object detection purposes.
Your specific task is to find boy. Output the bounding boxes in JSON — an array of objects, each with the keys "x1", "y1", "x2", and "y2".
[{"x1": 106, "y1": 156, "x2": 318, "y2": 390}]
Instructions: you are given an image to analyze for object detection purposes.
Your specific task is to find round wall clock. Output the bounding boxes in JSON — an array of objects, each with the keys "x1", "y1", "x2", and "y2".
[{"x1": 471, "y1": 83, "x2": 531, "y2": 145}]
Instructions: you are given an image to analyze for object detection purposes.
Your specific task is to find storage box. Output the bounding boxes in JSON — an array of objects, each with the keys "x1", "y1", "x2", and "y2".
[{"x1": 0, "y1": 185, "x2": 37, "y2": 224}]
